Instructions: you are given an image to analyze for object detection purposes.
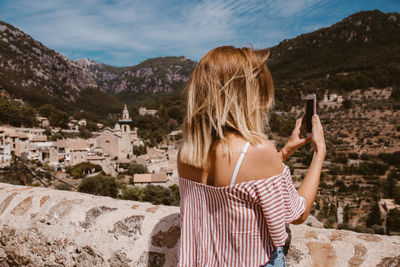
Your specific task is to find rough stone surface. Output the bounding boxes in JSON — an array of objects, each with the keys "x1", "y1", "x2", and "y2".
[
  {"x1": 107, "y1": 250, "x2": 132, "y2": 267},
  {"x1": 304, "y1": 229, "x2": 319, "y2": 240},
  {"x1": 80, "y1": 206, "x2": 117, "y2": 229},
  {"x1": 10, "y1": 196, "x2": 32, "y2": 216},
  {"x1": 306, "y1": 241, "x2": 337, "y2": 267},
  {"x1": 348, "y1": 244, "x2": 367, "y2": 267},
  {"x1": 0, "y1": 193, "x2": 17, "y2": 215},
  {"x1": 377, "y1": 255, "x2": 400, "y2": 267},
  {"x1": 39, "y1": 195, "x2": 50, "y2": 207},
  {"x1": 329, "y1": 230, "x2": 349, "y2": 242},
  {"x1": 0, "y1": 182, "x2": 399, "y2": 267},
  {"x1": 286, "y1": 246, "x2": 304, "y2": 266},
  {"x1": 108, "y1": 215, "x2": 145, "y2": 239},
  {"x1": 356, "y1": 233, "x2": 383, "y2": 242},
  {"x1": 151, "y1": 225, "x2": 180, "y2": 248}
]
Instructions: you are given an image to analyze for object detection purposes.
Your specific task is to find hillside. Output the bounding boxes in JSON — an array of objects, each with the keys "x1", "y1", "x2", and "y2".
[
  {"x1": 0, "y1": 10, "x2": 399, "y2": 132},
  {"x1": 0, "y1": 21, "x2": 122, "y2": 121},
  {"x1": 77, "y1": 56, "x2": 196, "y2": 95},
  {"x1": 269, "y1": 10, "x2": 400, "y2": 109}
]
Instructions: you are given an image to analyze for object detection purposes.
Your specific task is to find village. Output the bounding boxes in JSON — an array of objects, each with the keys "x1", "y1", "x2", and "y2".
[
  {"x1": 0, "y1": 104, "x2": 181, "y2": 188},
  {"x1": 0, "y1": 89, "x2": 399, "y2": 234}
]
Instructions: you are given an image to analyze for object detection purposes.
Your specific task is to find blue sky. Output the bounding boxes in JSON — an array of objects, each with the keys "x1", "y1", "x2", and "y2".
[{"x1": 0, "y1": 0, "x2": 399, "y2": 66}]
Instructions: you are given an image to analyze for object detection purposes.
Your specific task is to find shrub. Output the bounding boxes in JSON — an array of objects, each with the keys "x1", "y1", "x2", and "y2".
[
  {"x1": 323, "y1": 216, "x2": 336, "y2": 229},
  {"x1": 394, "y1": 185, "x2": 400, "y2": 205},
  {"x1": 121, "y1": 185, "x2": 145, "y2": 201},
  {"x1": 128, "y1": 163, "x2": 148, "y2": 175},
  {"x1": 55, "y1": 183, "x2": 72, "y2": 191},
  {"x1": 343, "y1": 204, "x2": 350, "y2": 223},
  {"x1": 366, "y1": 203, "x2": 382, "y2": 228},
  {"x1": 342, "y1": 99, "x2": 353, "y2": 109},
  {"x1": 348, "y1": 152, "x2": 359, "y2": 159},
  {"x1": 65, "y1": 162, "x2": 103, "y2": 179},
  {"x1": 120, "y1": 184, "x2": 180, "y2": 206},
  {"x1": 379, "y1": 151, "x2": 400, "y2": 166},
  {"x1": 334, "y1": 153, "x2": 348, "y2": 164},
  {"x1": 78, "y1": 175, "x2": 117, "y2": 197},
  {"x1": 386, "y1": 208, "x2": 400, "y2": 235},
  {"x1": 133, "y1": 145, "x2": 147, "y2": 156}
]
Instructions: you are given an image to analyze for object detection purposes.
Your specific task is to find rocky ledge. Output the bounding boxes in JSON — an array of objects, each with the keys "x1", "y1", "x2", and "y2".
[{"x1": 0, "y1": 182, "x2": 399, "y2": 267}]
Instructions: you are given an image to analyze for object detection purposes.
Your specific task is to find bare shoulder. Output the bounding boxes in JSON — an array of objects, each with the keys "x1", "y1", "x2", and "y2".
[{"x1": 238, "y1": 138, "x2": 285, "y2": 183}]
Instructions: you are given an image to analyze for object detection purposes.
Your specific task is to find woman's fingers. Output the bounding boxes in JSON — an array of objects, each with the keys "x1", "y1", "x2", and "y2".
[
  {"x1": 295, "y1": 115, "x2": 305, "y2": 129},
  {"x1": 298, "y1": 137, "x2": 310, "y2": 145}
]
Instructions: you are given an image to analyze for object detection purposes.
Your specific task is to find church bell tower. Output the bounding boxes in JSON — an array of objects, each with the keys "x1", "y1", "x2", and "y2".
[{"x1": 118, "y1": 104, "x2": 133, "y2": 160}]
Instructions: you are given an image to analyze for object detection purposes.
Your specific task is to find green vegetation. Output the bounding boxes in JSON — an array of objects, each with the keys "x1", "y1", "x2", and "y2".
[
  {"x1": 0, "y1": 98, "x2": 36, "y2": 127},
  {"x1": 330, "y1": 161, "x2": 389, "y2": 176},
  {"x1": 378, "y1": 151, "x2": 400, "y2": 166},
  {"x1": 133, "y1": 145, "x2": 147, "y2": 156},
  {"x1": 386, "y1": 208, "x2": 400, "y2": 235},
  {"x1": 78, "y1": 174, "x2": 118, "y2": 197},
  {"x1": 39, "y1": 104, "x2": 69, "y2": 128},
  {"x1": 120, "y1": 184, "x2": 180, "y2": 206},
  {"x1": 65, "y1": 162, "x2": 103, "y2": 179},
  {"x1": 118, "y1": 163, "x2": 148, "y2": 175},
  {"x1": 269, "y1": 112, "x2": 296, "y2": 136},
  {"x1": 55, "y1": 183, "x2": 72, "y2": 191},
  {"x1": 366, "y1": 202, "x2": 382, "y2": 228},
  {"x1": 268, "y1": 10, "x2": 400, "y2": 109}
]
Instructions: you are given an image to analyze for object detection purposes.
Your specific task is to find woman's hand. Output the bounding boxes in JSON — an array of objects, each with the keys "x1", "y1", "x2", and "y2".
[
  {"x1": 281, "y1": 116, "x2": 310, "y2": 158},
  {"x1": 310, "y1": 114, "x2": 326, "y2": 157}
]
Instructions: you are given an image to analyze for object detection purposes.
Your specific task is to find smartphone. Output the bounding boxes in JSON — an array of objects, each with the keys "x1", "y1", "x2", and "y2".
[{"x1": 305, "y1": 94, "x2": 317, "y2": 134}]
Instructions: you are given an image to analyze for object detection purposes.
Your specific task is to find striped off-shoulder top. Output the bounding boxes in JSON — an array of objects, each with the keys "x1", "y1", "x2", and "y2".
[{"x1": 177, "y1": 142, "x2": 307, "y2": 267}]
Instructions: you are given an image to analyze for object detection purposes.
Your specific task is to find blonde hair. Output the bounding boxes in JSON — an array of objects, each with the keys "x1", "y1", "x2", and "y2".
[{"x1": 180, "y1": 46, "x2": 274, "y2": 169}]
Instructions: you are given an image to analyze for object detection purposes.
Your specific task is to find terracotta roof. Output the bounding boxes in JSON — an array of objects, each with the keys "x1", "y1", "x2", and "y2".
[
  {"x1": 133, "y1": 173, "x2": 167, "y2": 183},
  {"x1": 87, "y1": 155, "x2": 106, "y2": 160},
  {"x1": 32, "y1": 135, "x2": 47, "y2": 142},
  {"x1": 57, "y1": 139, "x2": 88, "y2": 151}
]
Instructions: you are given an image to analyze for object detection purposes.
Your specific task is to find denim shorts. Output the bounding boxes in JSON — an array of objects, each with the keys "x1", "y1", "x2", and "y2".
[{"x1": 261, "y1": 247, "x2": 286, "y2": 267}]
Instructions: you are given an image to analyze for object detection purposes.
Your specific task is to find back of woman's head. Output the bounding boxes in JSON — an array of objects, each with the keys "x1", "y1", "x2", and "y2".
[{"x1": 180, "y1": 46, "x2": 274, "y2": 169}]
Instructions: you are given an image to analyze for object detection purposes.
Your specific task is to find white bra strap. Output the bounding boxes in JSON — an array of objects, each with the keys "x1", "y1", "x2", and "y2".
[{"x1": 230, "y1": 141, "x2": 250, "y2": 186}]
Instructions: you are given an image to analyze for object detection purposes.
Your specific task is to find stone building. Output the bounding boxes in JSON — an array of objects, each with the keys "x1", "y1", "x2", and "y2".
[
  {"x1": 0, "y1": 106, "x2": 141, "y2": 175},
  {"x1": 138, "y1": 107, "x2": 157, "y2": 116},
  {"x1": 56, "y1": 139, "x2": 89, "y2": 166},
  {"x1": 90, "y1": 105, "x2": 141, "y2": 162},
  {"x1": 0, "y1": 127, "x2": 30, "y2": 158},
  {"x1": 133, "y1": 173, "x2": 167, "y2": 184}
]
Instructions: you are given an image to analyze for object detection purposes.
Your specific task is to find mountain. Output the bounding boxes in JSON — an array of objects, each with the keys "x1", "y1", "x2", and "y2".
[
  {"x1": 268, "y1": 10, "x2": 400, "y2": 108},
  {"x1": 0, "y1": 20, "x2": 122, "y2": 120},
  {"x1": 76, "y1": 56, "x2": 196, "y2": 95},
  {"x1": 0, "y1": 10, "x2": 399, "y2": 121}
]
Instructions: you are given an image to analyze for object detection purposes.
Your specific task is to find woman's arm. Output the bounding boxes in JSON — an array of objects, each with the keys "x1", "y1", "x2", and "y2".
[{"x1": 292, "y1": 115, "x2": 326, "y2": 224}]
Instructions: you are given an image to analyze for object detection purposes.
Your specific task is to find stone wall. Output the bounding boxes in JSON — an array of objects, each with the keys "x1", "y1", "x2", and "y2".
[{"x1": 0, "y1": 182, "x2": 399, "y2": 267}]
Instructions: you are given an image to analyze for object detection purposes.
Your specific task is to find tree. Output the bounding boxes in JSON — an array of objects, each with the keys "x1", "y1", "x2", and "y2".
[
  {"x1": 39, "y1": 104, "x2": 69, "y2": 128},
  {"x1": 366, "y1": 203, "x2": 382, "y2": 227},
  {"x1": 65, "y1": 162, "x2": 102, "y2": 178},
  {"x1": 386, "y1": 208, "x2": 400, "y2": 235},
  {"x1": 78, "y1": 175, "x2": 117, "y2": 197},
  {"x1": 342, "y1": 99, "x2": 353, "y2": 109},
  {"x1": 133, "y1": 145, "x2": 147, "y2": 156},
  {"x1": 128, "y1": 163, "x2": 148, "y2": 175},
  {"x1": 394, "y1": 185, "x2": 400, "y2": 205},
  {"x1": 343, "y1": 204, "x2": 350, "y2": 223},
  {"x1": 78, "y1": 126, "x2": 92, "y2": 139}
]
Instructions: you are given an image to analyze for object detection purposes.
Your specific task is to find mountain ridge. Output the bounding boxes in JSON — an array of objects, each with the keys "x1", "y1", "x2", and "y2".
[{"x1": 0, "y1": 10, "x2": 399, "y2": 120}]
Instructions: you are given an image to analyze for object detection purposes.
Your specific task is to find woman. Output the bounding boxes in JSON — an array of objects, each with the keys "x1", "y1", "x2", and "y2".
[{"x1": 177, "y1": 46, "x2": 326, "y2": 267}]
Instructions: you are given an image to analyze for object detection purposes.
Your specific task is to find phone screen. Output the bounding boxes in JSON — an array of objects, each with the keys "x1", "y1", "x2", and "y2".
[{"x1": 306, "y1": 97, "x2": 315, "y2": 133}]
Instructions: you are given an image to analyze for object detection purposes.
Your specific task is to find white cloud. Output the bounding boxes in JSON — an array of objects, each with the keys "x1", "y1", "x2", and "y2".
[
  {"x1": 0, "y1": 0, "x2": 325, "y2": 65},
  {"x1": 265, "y1": 0, "x2": 322, "y2": 17}
]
